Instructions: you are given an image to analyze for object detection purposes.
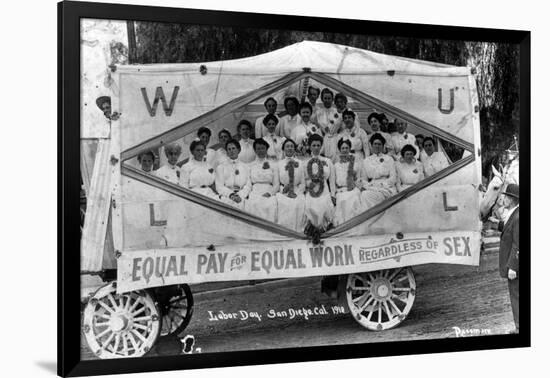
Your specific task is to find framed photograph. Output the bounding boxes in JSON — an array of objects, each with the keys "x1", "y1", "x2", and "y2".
[{"x1": 59, "y1": 0, "x2": 530, "y2": 376}]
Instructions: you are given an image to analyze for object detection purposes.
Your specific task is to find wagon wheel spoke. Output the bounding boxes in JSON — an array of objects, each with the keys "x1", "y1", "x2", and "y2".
[
  {"x1": 132, "y1": 306, "x2": 147, "y2": 317},
  {"x1": 393, "y1": 287, "x2": 411, "y2": 292},
  {"x1": 388, "y1": 298, "x2": 402, "y2": 315},
  {"x1": 131, "y1": 329, "x2": 148, "y2": 344},
  {"x1": 112, "y1": 334, "x2": 121, "y2": 354},
  {"x1": 383, "y1": 301, "x2": 393, "y2": 319},
  {"x1": 107, "y1": 294, "x2": 120, "y2": 310},
  {"x1": 122, "y1": 334, "x2": 129, "y2": 355},
  {"x1": 95, "y1": 327, "x2": 112, "y2": 339},
  {"x1": 388, "y1": 268, "x2": 402, "y2": 282},
  {"x1": 97, "y1": 300, "x2": 114, "y2": 314},
  {"x1": 365, "y1": 303, "x2": 376, "y2": 322},
  {"x1": 377, "y1": 302, "x2": 382, "y2": 323},
  {"x1": 358, "y1": 296, "x2": 375, "y2": 312},
  {"x1": 352, "y1": 292, "x2": 369, "y2": 304}
]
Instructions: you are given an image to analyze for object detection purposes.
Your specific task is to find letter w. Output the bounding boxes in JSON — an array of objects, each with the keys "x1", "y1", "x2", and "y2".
[
  {"x1": 141, "y1": 86, "x2": 180, "y2": 117},
  {"x1": 309, "y1": 247, "x2": 324, "y2": 268}
]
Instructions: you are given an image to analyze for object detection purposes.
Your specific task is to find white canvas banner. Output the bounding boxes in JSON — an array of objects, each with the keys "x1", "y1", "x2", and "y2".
[{"x1": 117, "y1": 230, "x2": 480, "y2": 293}]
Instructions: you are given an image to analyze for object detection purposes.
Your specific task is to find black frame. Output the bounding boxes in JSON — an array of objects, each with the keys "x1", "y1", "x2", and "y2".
[{"x1": 59, "y1": 1, "x2": 531, "y2": 376}]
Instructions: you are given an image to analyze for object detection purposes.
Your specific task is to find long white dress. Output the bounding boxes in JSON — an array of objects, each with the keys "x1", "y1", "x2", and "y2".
[
  {"x1": 154, "y1": 163, "x2": 181, "y2": 185},
  {"x1": 263, "y1": 133, "x2": 284, "y2": 160},
  {"x1": 315, "y1": 105, "x2": 340, "y2": 160},
  {"x1": 396, "y1": 159, "x2": 425, "y2": 192},
  {"x1": 244, "y1": 158, "x2": 280, "y2": 223},
  {"x1": 360, "y1": 153, "x2": 397, "y2": 210},
  {"x1": 304, "y1": 154, "x2": 336, "y2": 228},
  {"x1": 238, "y1": 138, "x2": 256, "y2": 164},
  {"x1": 213, "y1": 148, "x2": 229, "y2": 170},
  {"x1": 422, "y1": 151, "x2": 450, "y2": 177},
  {"x1": 255, "y1": 114, "x2": 282, "y2": 137},
  {"x1": 215, "y1": 158, "x2": 251, "y2": 210},
  {"x1": 179, "y1": 159, "x2": 218, "y2": 199},
  {"x1": 333, "y1": 155, "x2": 363, "y2": 226},
  {"x1": 337, "y1": 126, "x2": 371, "y2": 161},
  {"x1": 276, "y1": 157, "x2": 306, "y2": 232}
]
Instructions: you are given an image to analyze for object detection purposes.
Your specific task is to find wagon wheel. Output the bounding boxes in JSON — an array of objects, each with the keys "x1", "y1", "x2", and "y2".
[
  {"x1": 345, "y1": 267, "x2": 416, "y2": 331},
  {"x1": 154, "y1": 284, "x2": 194, "y2": 337},
  {"x1": 82, "y1": 282, "x2": 161, "y2": 359}
]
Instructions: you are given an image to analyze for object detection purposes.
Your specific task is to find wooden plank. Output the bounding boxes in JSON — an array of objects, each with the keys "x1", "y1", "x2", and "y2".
[
  {"x1": 308, "y1": 72, "x2": 475, "y2": 152},
  {"x1": 80, "y1": 139, "x2": 98, "y2": 195},
  {"x1": 81, "y1": 138, "x2": 113, "y2": 272},
  {"x1": 121, "y1": 71, "x2": 306, "y2": 161}
]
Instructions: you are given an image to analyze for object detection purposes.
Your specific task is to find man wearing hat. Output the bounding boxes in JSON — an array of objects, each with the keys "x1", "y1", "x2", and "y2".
[{"x1": 490, "y1": 183, "x2": 520, "y2": 333}]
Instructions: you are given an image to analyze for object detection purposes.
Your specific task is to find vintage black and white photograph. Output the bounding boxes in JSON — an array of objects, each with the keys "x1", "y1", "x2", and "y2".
[{"x1": 78, "y1": 11, "x2": 523, "y2": 363}]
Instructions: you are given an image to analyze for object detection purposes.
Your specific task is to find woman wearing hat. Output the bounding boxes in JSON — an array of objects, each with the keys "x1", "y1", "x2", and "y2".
[
  {"x1": 337, "y1": 110, "x2": 370, "y2": 162},
  {"x1": 360, "y1": 133, "x2": 397, "y2": 210},
  {"x1": 304, "y1": 134, "x2": 336, "y2": 231},
  {"x1": 421, "y1": 137, "x2": 449, "y2": 177},
  {"x1": 180, "y1": 141, "x2": 218, "y2": 199},
  {"x1": 215, "y1": 139, "x2": 251, "y2": 210},
  {"x1": 396, "y1": 144, "x2": 425, "y2": 192},
  {"x1": 262, "y1": 114, "x2": 283, "y2": 160},
  {"x1": 333, "y1": 139, "x2": 363, "y2": 226},
  {"x1": 244, "y1": 139, "x2": 280, "y2": 222},
  {"x1": 276, "y1": 139, "x2": 307, "y2": 231}
]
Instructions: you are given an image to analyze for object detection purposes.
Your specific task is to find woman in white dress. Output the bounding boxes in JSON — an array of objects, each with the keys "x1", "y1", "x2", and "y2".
[
  {"x1": 244, "y1": 139, "x2": 280, "y2": 223},
  {"x1": 276, "y1": 139, "x2": 307, "y2": 232},
  {"x1": 215, "y1": 139, "x2": 251, "y2": 210},
  {"x1": 337, "y1": 110, "x2": 370, "y2": 161},
  {"x1": 304, "y1": 134, "x2": 336, "y2": 232},
  {"x1": 421, "y1": 136, "x2": 450, "y2": 177},
  {"x1": 367, "y1": 113, "x2": 394, "y2": 156},
  {"x1": 237, "y1": 120, "x2": 256, "y2": 164},
  {"x1": 180, "y1": 141, "x2": 218, "y2": 199},
  {"x1": 396, "y1": 144, "x2": 425, "y2": 192},
  {"x1": 254, "y1": 97, "x2": 281, "y2": 138},
  {"x1": 315, "y1": 88, "x2": 340, "y2": 161},
  {"x1": 360, "y1": 133, "x2": 397, "y2": 210},
  {"x1": 213, "y1": 128, "x2": 231, "y2": 169},
  {"x1": 333, "y1": 139, "x2": 363, "y2": 226},
  {"x1": 291, "y1": 102, "x2": 322, "y2": 157},
  {"x1": 197, "y1": 126, "x2": 217, "y2": 167},
  {"x1": 279, "y1": 97, "x2": 301, "y2": 139},
  {"x1": 262, "y1": 114, "x2": 283, "y2": 160},
  {"x1": 154, "y1": 143, "x2": 182, "y2": 184}
]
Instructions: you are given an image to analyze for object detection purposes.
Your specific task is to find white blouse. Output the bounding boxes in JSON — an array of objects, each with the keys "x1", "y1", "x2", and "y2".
[
  {"x1": 180, "y1": 159, "x2": 216, "y2": 189},
  {"x1": 215, "y1": 158, "x2": 251, "y2": 199},
  {"x1": 337, "y1": 126, "x2": 371, "y2": 158},
  {"x1": 361, "y1": 153, "x2": 397, "y2": 189},
  {"x1": 248, "y1": 158, "x2": 280, "y2": 195},
  {"x1": 154, "y1": 163, "x2": 181, "y2": 185},
  {"x1": 422, "y1": 151, "x2": 449, "y2": 177},
  {"x1": 280, "y1": 114, "x2": 301, "y2": 139},
  {"x1": 396, "y1": 160, "x2": 425, "y2": 191},
  {"x1": 262, "y1": 133, "x2": 284, "y2": 160},
  {"x1": 334, "y1": 155, "x2": 362, "y2": 192},
  {"x1": 255, "y1": 114, "x2": 282, "y2": 137},
  {"x1": 290, "y1": 120, "x2": 323, "y2": 147},
  {"x1": 238, "y1": 138, "x2": 256, "y2": 164}
]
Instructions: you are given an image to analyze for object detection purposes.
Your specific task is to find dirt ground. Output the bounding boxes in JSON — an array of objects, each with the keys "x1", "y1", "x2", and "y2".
[{"x1": 80, "y1": 238, "x2": 515, "y2": 360}]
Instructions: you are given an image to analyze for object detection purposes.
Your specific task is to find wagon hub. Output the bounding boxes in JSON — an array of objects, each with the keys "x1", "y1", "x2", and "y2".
[
  {"x1": 371, "y1": 278, "x2": 392, "y2": 301},
  {"x1": 110, "y1": 314, "x2": 130, "y2": 332}
]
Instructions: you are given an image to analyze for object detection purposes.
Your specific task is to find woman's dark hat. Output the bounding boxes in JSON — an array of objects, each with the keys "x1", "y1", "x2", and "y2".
[
  {"x1": 96, "y1": 96, "x2": 111, "y2": 109},
  {"x1": 503, "y1": 183, "x2": 519, "y2": 199}
]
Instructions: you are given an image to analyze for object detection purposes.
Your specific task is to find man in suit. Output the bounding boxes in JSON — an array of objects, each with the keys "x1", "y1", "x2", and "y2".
[{"x1": 490, "y1": 183, "x2": 520, "y2": 333}]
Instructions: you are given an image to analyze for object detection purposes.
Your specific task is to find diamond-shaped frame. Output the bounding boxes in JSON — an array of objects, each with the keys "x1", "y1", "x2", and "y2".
[{"x1": 120, "y1": 70, "x2": 475, "y2": 239}]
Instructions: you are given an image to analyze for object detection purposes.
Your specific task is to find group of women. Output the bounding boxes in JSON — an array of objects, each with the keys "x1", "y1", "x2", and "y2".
[{"x1": 138, "y1": 87, "x2": 450, "y2": 234}]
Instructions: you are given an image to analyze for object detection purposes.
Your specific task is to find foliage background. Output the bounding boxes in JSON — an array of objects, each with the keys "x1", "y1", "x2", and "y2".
[{"x1": 133, "y1": 22, "x2": 520, "y2": 178}]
